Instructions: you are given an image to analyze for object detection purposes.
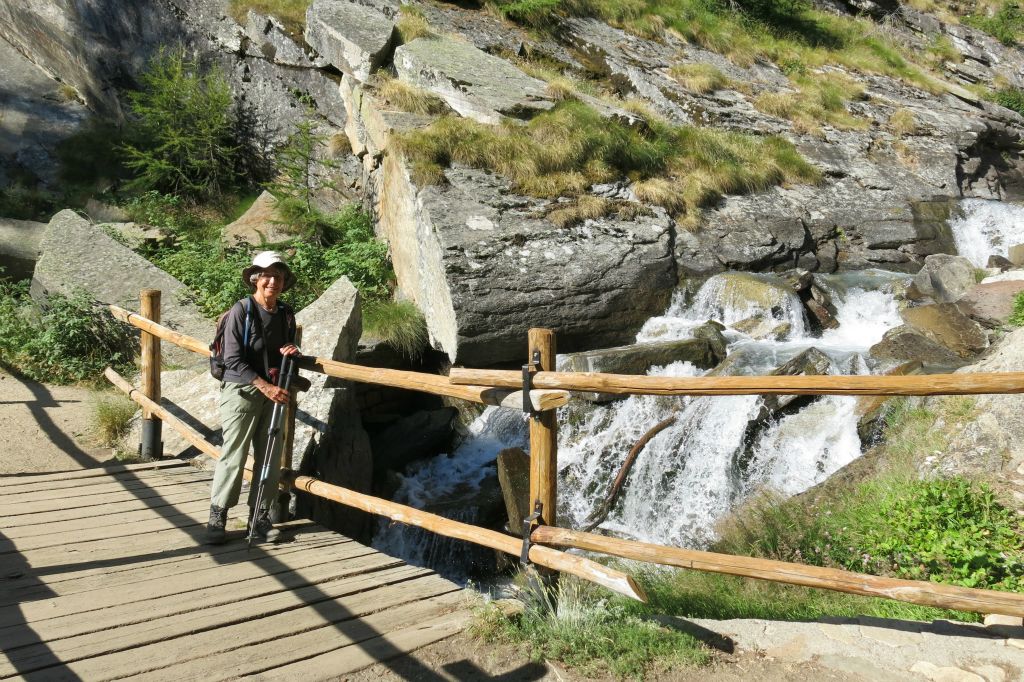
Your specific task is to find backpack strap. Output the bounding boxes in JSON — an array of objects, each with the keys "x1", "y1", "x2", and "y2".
[{"x1": 242, "y1": 297, "x2": 253, "y2": 349}]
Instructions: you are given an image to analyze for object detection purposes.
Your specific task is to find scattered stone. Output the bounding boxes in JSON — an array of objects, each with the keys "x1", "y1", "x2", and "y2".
[
  {"x1": 393, "y1": 37, "x2": 554, "y2": 125},
  {"x1": 691, "y1": 321, "x2": 728, "y2": 364},
  {"x1": 901, "y1": 302, "x2": 989, "y2": 358},
  {"x1": 0, "y1": 217, "x2": 46, "y2": 281},
  {"x1": 305, "y1": 0, "x2": 396, "y2": 81},
  {"x1": 221, "y1": 191, "x2": 295, "y2": 246},
  {"x1": 912, "y1": 253, "x2": 978, "y2": 303}
]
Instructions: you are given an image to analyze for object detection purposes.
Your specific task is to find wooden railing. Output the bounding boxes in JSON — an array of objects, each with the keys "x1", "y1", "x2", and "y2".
[{"x1": 107, "y1": 293, "x2": 1024, "y2": 617}]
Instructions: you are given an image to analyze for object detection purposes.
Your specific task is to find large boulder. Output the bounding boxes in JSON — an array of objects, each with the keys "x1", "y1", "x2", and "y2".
[
  {"x1": 0, "y1": 218, "x2": 46, "y2": 281},
  {"x1": 560, "y1": 338, "x2": 720, "y2": 402},
  {"x1": 869, "y1": 324, "x2": 965, "y2": 369},
  {"x1": 393, "y1": 37, "x2": 555, "y2": 124},
  {"x1": 221, "y1": 191, "x2": 294, "y2": 246},
  {"x1": 926, "y1": 327, "x2": 1024, "y2": 476},
  {"x1": 31, "y1": 210, "x2": 210, "y2": 368},
  {"x1": 702, "y1": 272, "x2": 808, "y2": 338},
  {"x1": 900, "y1": 303, "x2": 989, "y2": 359},
  {"x1": 305, "y1": 0, "x2": 396, "y2": 81},
  {"x1": 910, "y1": 253, "x2": 977, "y2": 303},
  {"x1": 957, "y1": 279, "x2": 1024, "y2": 328}
]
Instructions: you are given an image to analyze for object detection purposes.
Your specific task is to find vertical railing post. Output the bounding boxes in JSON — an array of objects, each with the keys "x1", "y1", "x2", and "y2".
[
  {"x1": 139, "y1": 289, "x2": 163, "y2": 459},
  {"x1": 528, "y1": 328, "x2": 558, "y2": 528}
]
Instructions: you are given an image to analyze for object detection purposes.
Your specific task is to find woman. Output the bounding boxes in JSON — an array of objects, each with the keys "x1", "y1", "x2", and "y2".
[{"x1": 206, "y1": 250, "x2": 300, "y2": 544}]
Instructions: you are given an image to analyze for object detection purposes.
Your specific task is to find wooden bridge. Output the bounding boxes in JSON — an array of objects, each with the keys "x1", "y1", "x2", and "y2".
[{"x1": 0, "y1": 460, "x2": 474, "y2": 680}]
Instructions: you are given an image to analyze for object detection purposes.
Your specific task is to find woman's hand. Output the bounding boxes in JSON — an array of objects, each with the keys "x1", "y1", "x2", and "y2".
[
  {"x1": 280, "y1": 344, "x2": 301, "y2": 357},
  {"x1": 253, "y1": 377, "x2": 289, "y2": 404}
]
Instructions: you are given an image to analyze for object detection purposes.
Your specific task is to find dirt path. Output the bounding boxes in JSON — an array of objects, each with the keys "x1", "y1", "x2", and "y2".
[{"x1": 0, "y1": 369, "x2": 114, "y2": 474}]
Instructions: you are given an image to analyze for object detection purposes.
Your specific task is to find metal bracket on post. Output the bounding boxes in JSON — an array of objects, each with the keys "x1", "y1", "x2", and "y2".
[
  {"x1": 519, "y1": 500, "x2": 543, "y2": 566},
  {"x1": 522, "y1": 350, "x2": 542, "y2": 420}
]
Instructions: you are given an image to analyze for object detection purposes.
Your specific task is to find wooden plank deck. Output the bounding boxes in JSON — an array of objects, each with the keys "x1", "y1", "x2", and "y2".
[{"x1": 0, "y1": 461, "x2": 474, "y2": 680}]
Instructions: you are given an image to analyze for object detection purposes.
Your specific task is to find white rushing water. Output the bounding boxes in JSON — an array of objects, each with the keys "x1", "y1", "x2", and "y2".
[
  {"x1": 375, "y1": 269, "x2": 910, "y2": 566},
  {"x1": 950, "y1": 199, "x2": 1024, "y2": 267}
]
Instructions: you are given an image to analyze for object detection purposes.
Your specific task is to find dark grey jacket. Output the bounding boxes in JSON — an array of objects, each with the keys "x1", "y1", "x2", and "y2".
[{"x1": 221, "y1": 297, "x2": 295, "y2": 385}]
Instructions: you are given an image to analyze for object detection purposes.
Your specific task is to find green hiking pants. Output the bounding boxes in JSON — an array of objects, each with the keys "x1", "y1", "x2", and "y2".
[{"x1": 211, "y1": 382, "x2": 283, "y2": 511}]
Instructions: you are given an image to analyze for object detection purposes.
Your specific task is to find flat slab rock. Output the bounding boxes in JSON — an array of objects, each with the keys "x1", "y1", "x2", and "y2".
[
  {"x1": 305, "y1": 0, "x2": 396, "y2": 81},
  {"x1": 394, "y1": 37, "x2": 554, "y2": 124}
]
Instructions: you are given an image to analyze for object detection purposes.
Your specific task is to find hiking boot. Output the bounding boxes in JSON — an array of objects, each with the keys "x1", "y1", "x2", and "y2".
[
  {"x1": 247, "y1": 509, "x2": 281, "y2": 544},
  {"x1": 205, "y1": 505, "x2": 228, "y2": 545}
]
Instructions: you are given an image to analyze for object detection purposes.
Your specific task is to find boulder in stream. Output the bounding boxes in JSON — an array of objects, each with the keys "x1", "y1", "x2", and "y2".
[
  {"x1": 900, "y1": 302, "x2": 989, "y2": 359},
  {"x1": 909, "y1": 254, "x2": 978, "y2": 304}
]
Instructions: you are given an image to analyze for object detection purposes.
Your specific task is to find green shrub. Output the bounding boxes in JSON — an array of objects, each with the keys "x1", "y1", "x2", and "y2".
[
  {"x1": 1009, "y1": 290, "x2": 1024, "y2": 326},
  {"x1": 0, "y1": 279, "x2": 137, "y2": 384},
  {"x1": 0, "y1": 183, "x2": 56, "y2": 221},
  {"x1": 994, "y1": 87, "x2": 1024, "y2": 116},
  {"x1": 121, "y1": 47, "x2": 244, "y2": 200},
  {"x1": 964, "y1": 2, "x2": 1024, "y2": 46},
  {"x1": 55, "y1": 118, "x2": 129, "y2": 190},
  {"x1": 123, "y1": 191, "x2": 214, "y2": 238}
]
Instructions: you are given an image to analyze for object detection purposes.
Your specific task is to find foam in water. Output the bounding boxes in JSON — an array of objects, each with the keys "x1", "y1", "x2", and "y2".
[
  {"x1": 377, "y1": 269, "x2": 910, "y2": 562},
  {"x1": 950, "y1": 199, "x2": 1024, "y2": 267}
]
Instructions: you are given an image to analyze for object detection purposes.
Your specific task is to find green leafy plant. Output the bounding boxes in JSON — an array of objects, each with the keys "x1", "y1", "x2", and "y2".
[
  {"x1": 0, "y1": 279, "x2": 137, "y2": 384},
  {"x1": 964, "y1": 2, "x2": 1024, "y2": 45},
  {"x1": 994, "y1": 87, "x2": 1024, "y2": 116},
  {"x1": 121, "y1": 47, "x2": 242, "y2": 200},
  {"x1": 1009, "y1": 290, "x2": 1024, "y2": 326}
]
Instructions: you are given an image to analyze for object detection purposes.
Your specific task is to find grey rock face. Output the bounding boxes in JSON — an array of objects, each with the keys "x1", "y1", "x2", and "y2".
[
  {"x1": 221, "y1": 191, "x2": 294, "y2": 246},
  {"x1": 0, "y1": 218, "x2": 46, "y2": 282},
  {"x1": 417, "y1": 168, "x2": 677, "y2": 365},
  {"x1": 911, "y1": 254, "x2": 978, "y2": 303},
  {"x1": 31, "y1": 210, "x2": 210, "y2": 368},
  {"x1": 958, "y1": 279, "x2": 1024, "y2": 328},
  {"x1": 305, "y1": 0, "x2": 396, "y2": 81},
  {"x1": 244, "y1": 10, "x2": 323, "y2": 68},
  {"x1": 393, "y1": 38, "x2": 554, "y2": 124},
  {"x1": 870, "y1": 324, "x2": 965, "y2": 370},
  {"x1": 900, "y1": 302, "x2": 989, "y2": 359}
]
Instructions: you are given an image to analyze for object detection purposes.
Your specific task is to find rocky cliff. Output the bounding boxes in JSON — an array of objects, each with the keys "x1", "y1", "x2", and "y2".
[{"x1": 3, "y1": 0, "x2": 1024, "y2": 365}]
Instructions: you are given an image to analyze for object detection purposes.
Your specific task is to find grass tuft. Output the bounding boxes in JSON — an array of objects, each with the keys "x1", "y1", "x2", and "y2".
[
  {"x1": 373, "y1": 73, "x2": 450, "y2": 116},
  {"x1": 887, "y1": 108, "x2": 918, "y2": 136},
  {"x1": 363, "y1": 299, "x2": 428, "y2": 359},
  {"x1": 395, "y1": 100, "x2": 820, "y2": 218},
  {"x1": 91, "y1": 391, "x2": 139, "y2": 447},
  {"x1": 547, "y1": 195, "x2": 612, "y2": 228},
  {"x1": 228, "y1": 0, "x2": 310, "y2": 35},
  {"x1": 396, "y1": 5, "x2": 436, "y2": 43},
  {"x1": 669, "y1": 63, "x2": 732, "y2": 94},
  {"x1": 1010, "y1": 290, "x2": 1024, "y2": 326}
]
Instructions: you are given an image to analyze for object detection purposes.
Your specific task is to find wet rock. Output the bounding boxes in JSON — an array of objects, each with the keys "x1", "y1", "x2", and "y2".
[
  {"x1": 221, "y1": 191, "x2": 294, "y2": 246},
  {"x1": 369, "y1": 407, "x2": 458, "y2": 476},
  {"x1": 305, "y1": 0, "x2": 396, "y2": 81},
  {"x1": 560, "y1": 338, "x2": 719, "y2": 402},
  {"x1": 496, "y1": 447, "x2": 530, "y2": 536},
  {"x1": 911, "y1": 254, "x2": 977, "y2": 303},
  {"x1": 957, "y1": 280, "x2": 1024, "y2": 328},
  {"x1": 901, "y1": 303, "x2": 989, "y2": 358},
  {"x1": 31, "y1": 210, "x2": 209, "y2": 369},
  {"x1": 393, "y1": 37, "x2": 554, "y2": 125},
  {"x1": 988, "y1": 254, "x2": 1015, "y2": 271},
  {"x1": 870, "y1": 324, "x2": 966, "y2": 370},
  {"x1": 691, "y1": 321, "x2": 728, "y2": 363},
  {"x1": 0, "y1": 218, "x2": 46, "y2": 282},
  {"x1": 854, "y1": 360, "x2": 924, "y2": 444}
]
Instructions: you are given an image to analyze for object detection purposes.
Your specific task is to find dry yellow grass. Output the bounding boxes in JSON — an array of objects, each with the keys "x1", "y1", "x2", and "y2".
[
  {"x1": 374, "y1": 73, "x2": 449, "y2": 115},
  {"x1": 547, "y1": 195, "x2": 613, "y2": 228},
  {"x1": 670, "y1": 63, "x2": 732, "y2": 94},
  {"x1": 396, "y1": 6, "x2": 435, "y2": 42},
  {"x1": 888, "y1": 108, "x2": 918, "y2": 136}
]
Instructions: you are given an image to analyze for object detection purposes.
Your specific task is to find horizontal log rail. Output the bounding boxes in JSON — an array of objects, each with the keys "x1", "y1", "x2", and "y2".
[
  {"x1": 103, "y1": 367, "x2": 643, "y2": 602},
  {"x1": 449, "y1": 367, "x2": 1024, "y2": 397},
  {"x1": 531, "y1": 526, "x2": 1024, "y2": 618},
  {"x1": 108, "y1": 305, "x2": 568, "y2": 410}
]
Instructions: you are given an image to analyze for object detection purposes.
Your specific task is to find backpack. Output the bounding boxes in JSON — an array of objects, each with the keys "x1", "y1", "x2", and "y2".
[
  {"x1": 209, "y1": 297, "x2": 253, "y2": 381},
  {"x1": 209, "y1": 297, "x2": 297, "y2": 381}
]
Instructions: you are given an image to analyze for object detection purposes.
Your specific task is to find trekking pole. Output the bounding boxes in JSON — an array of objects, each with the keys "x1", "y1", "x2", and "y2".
[{"x1": 248, "y1": 352, "x2": 298, "y2": 548}]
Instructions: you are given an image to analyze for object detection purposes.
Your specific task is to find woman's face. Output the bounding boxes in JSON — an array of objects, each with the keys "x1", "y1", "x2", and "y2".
[{"x1": 255, "y1": 265, "x2": 287, "y2": 301}]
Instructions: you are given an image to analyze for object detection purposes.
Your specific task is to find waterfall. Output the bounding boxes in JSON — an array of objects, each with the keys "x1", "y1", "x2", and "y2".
[
  {"x1": 375, "y1": 269, "x2": 911, "y2": 567},
  {"x1": 950, "y1": 199, "x2": 1024, "y2": 267}
]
